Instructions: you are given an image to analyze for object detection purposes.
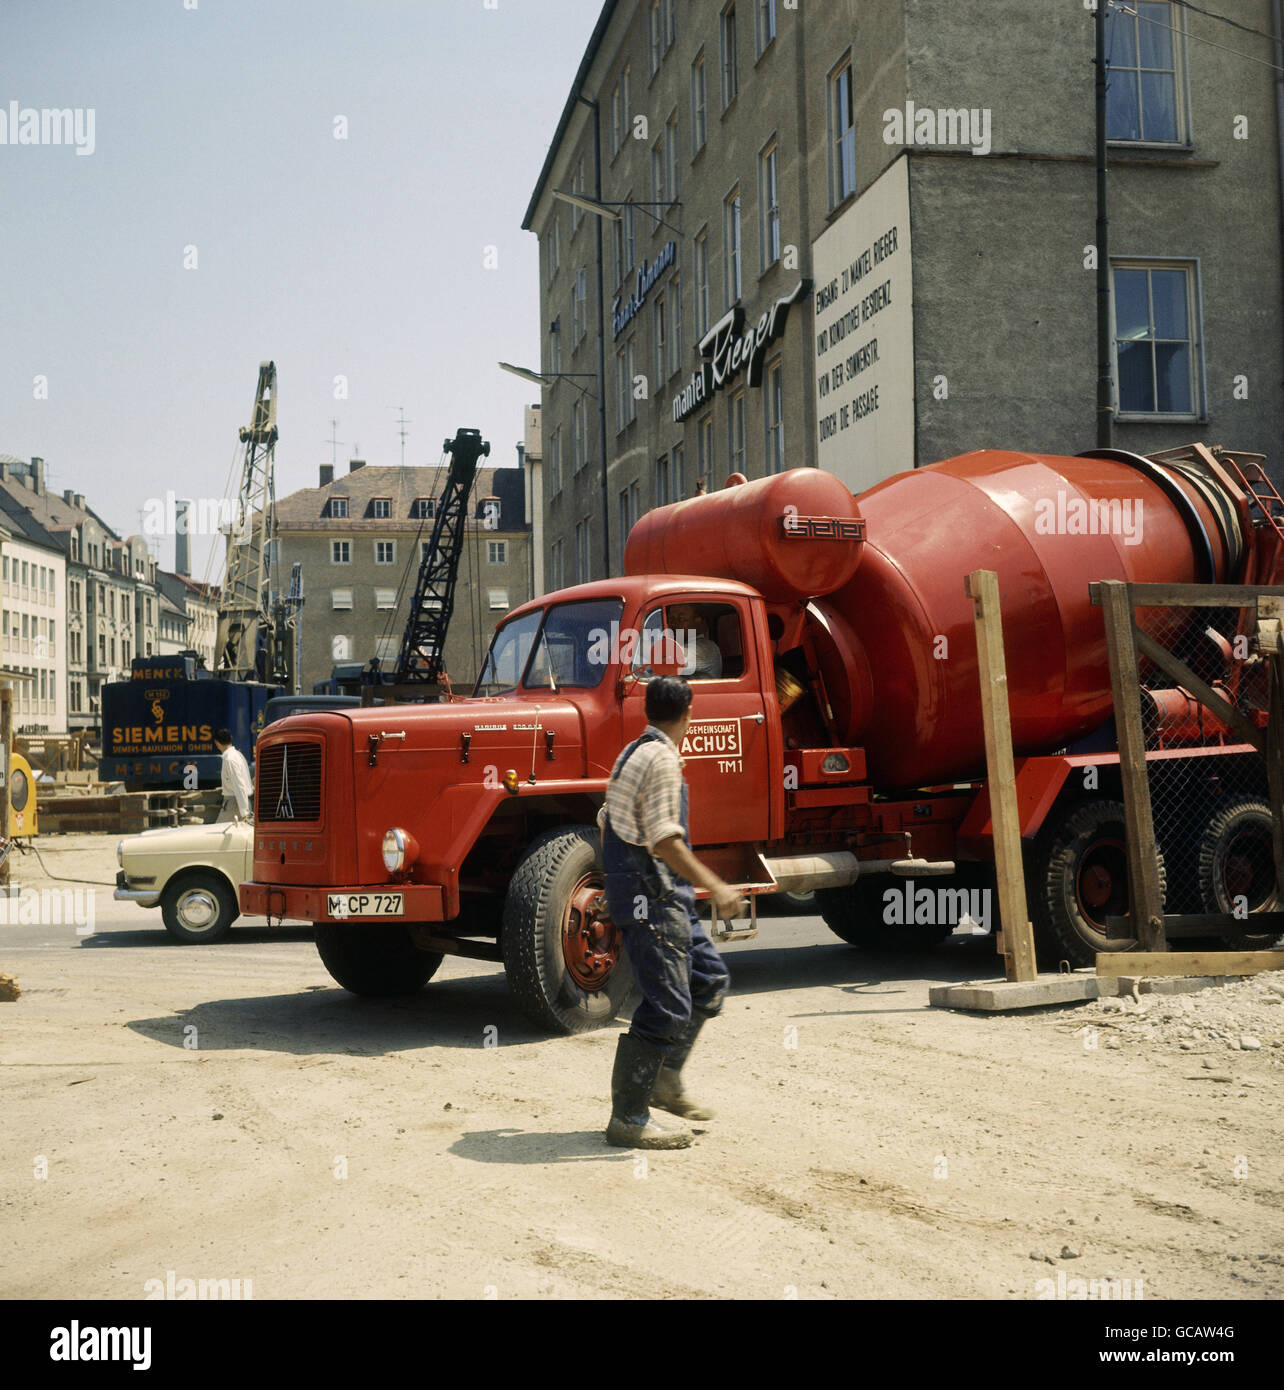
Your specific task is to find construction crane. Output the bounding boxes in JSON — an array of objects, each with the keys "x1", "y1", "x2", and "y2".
[
  {"x1": 271, "y1": 561, "x2": 304, "y2": 695},
  {"x1": 216, "y1": 360, "x2": 279, "y2": 681},
  {"x1": 362, "y1": 427, "x2": 490, "y2": 703}
]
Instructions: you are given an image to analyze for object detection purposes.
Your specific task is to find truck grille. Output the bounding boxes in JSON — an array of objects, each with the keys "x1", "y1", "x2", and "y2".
[{"x1": 256, "y1": 741, "x2": 322, "y2": 822}]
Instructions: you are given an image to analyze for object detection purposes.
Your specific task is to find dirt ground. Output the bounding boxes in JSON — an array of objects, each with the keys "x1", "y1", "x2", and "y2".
[{"x1": 3, "y1": 834, "x2": 1282, "y2": 1300}]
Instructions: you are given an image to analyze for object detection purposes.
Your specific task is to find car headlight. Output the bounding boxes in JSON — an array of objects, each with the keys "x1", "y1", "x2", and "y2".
[
  {"x1": 381, "y1": 827, "x2": 419, "y2": 875},
  {"x1": 116, "y1": 840, "x2": 124, "y2": 867}
]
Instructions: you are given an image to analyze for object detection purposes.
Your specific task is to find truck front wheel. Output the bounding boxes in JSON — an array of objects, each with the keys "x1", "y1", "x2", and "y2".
[
  {"x1": 1030, "y1": 799, "x2": 1166, "y2": 967},
  {"x1": 502, "y1": 827, "x2": 635, "y2": 1035},
  {"x1": 313, "y1": 923, "x2": 444, "y2": 996}
]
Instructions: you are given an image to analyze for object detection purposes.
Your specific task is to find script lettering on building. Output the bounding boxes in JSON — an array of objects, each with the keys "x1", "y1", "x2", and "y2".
[
  {"x1": 673, "y1": 279, "x2": 812, "y2": 423},
  {"x1": 612, "y1": 240, "x2": 677, "y2": 338}
]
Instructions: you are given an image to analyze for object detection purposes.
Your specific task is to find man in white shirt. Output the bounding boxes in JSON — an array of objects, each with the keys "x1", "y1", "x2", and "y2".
[{"x1": 214, "y1": 727, "x2": 253, "y2": 823}]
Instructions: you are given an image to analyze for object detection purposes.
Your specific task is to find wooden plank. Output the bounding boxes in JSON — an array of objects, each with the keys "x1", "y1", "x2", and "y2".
[
  {"x1": 1097, "y1": 950, "x2": 1284, "y2": 979},
  {"x1": 1132, "y1": 626, "x2": 1264, "y2": 751},
  {"x1": 1090, "y1": 582, "x2": 1284, "y2": 608},
  {"x1": 1263, "y1": 613, "x2": 1284, "y2": 898},
  {"x1": 965, "y1": 570, "x2": 1037, "y2": 983},
  {"x1": 1099, "y1": 580, "x2": 1166, "y2": 951},
  {"x1": 1107, "y1": 912, "x2": 1284, "y2": 939}
]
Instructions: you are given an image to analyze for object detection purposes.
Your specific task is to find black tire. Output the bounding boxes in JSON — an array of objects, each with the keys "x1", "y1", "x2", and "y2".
[
  {"x1": 313, "y1": 922, "x2": 444, "y2": 996},
  {"x1": 161, "y1": 871, "x2": 239, "y2": 944},
  {"x1": 1030, "y1": 799, "x2": 1166, "y2": 968},
  {"x1": 775, "y1": 888, "x2": 818, "y2": 913},
  {"x1": 815, "y1": 876, "x2": 956, "y2": 951},
  {"x1": 501, "y1": 826, "x2": 635, "y2": 1035},
  {"x1": 1196, "y1": 799, "x2": 1283, "y2": 950}
]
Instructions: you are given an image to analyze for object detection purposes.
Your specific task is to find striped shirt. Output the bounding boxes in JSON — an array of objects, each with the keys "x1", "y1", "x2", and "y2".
[{"x1": 600, "y1": 724, "x2": 686, "y2": 850}]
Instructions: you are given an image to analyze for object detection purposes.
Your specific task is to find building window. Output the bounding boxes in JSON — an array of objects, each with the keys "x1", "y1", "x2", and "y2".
[
  {"x1": 616, "y1": 337, "x2": 637, "y2": 430},
  {"x1": 655, "y1": 291, "x2": 669, "y2": 383},
  {"x1": 720, "y1": 5, "x2": 739, "y2": 109},
  {"x1": 488, "y1": 589, "x2": 509, "y2": 611},
  {"x1": 546, "y1": 213, "x2": 560, "y2": 281},
  {"x1": 669, "y1": 275, "x2": 682, "y2": 377},
  {"x1": 729, "y1": 390, "x2": 746, "y2": 474},
  {"x1": 612, "y1": 216, "x2": 625, "y2": 287},
  {"x1": 573, "y1": 397, "x2": 587, "y2": 472},
  {"x1": 656, "y1": 454, "x2": 673, "y2": 507},
  {"x1": 724, "y1": 186, "x2": 742, "y2": 306},
  {"x1": 618, "y1": 482, "x2": 641, "y2": 550},
  {"x1": 666, "y1": 111, "x2": 680, "y2": 202},
  {"x1": 691, "y1": 51, "x2": 708, "y2": 153},
  {"x1": 571, "y1": 158, "x2": 585, "y2": 232},
  {"x1": 651, "y1": 136, "x2": 666, "y2": 208},
  {"x1": 375, "y1": 588, "x2": 397, "y2": 609},
  {"x1": 412, "y1": 497, "x2": 435, "y2": 519},
  {"x1": 328, "y1": 496, "x2": 349, "y2": 519},
  {"x1": 694, "y1": 227, "x2": 710, "y2": 335},
  {"x1": 549, "y1": 538, "x2": 565, "y2": 590},
  {"x1": 421, "y1": 541, "x2": 433, "y2": 565},
  {"x1": 573, "y1": 269, "x2": 588, "y2": 346},
  {"x1": 756, "y1": 0, "x2": 777, "y2": 56},
  {"x1": 623, "y1": 197, "x2": 636, "y2": 272},
  {"x1": 488, "y1": 540, "x2": 507, "y2": 564},
  {"x1": 549, "y1": 425, "x2": 563, "y2": 496},
  {"x1": 331, "y1": 540, "x2": 351, "y2": 564},
  {"x1": 575, "y1": 517, "x2": 592, "y2": 583},
  {"x1": 375, "y1": 541, "x2": 396, "y2": 564},
  {"x1": 549, "y1": 317, "x2": 564, "y2": 375},
  {"x1": 1112, "y1": 260, "x2": 1201, "y2": 418},
  {"x1": 664, "y1": 0, "x2": 676, "y2": 49},
  {"x1": 372, "y1": 497, "x2": 391, "y2": 519},
  {"x1": 672, "y1": 442, "x2": 685, "y2": 500},
  {"x1": 649, "y1": 0, "x2": 663, "y2": 77},
  {"x1": 1106, "y1": 2, "x2": 1185, "y2": 144},
  {"x1": 331, "y1": 588, "x2": 353, "y2": 610},
  {"x1": 70, "y1": 679, "x2": 81, "y2": 713},
  {"x1": 698, "y1": 413, "x2": 714, "y2": 489},
  {"x1": 611, "y1": 67, "x2": 630, "y2": 156},
  {"x1": 830, "y1": 56, "x2": 856, "y2": 207},
  {"x1": 765, "y1": 359, "x2": 785, "y2": 473},
  {"x1": 760, "y1": 139, "x2": 780, "y2": 268}
]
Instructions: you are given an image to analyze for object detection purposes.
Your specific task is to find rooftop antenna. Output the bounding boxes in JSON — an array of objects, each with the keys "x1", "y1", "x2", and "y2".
[
  {"x1": 390, "y1": 406, "x2": 413, "y2": 467},
  {"x1": 325, "y1": 418, "x2": 345, "y2": 469}
]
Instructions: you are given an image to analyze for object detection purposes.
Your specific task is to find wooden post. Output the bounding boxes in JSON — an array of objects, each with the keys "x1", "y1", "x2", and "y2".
[
  {"x1": 1257, "y1": 596, "x2": 1284, "y2": 894},
  {"x1": 965, "y1": 569, "x2": 1038, "y2": 982},
  {"x1": 1098, "y1": 580, "x2": 1165, "y2": 951}
]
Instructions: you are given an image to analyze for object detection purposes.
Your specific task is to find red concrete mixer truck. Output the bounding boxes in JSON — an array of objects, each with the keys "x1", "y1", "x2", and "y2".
[{"x1": 241, "y1": 442, "x2": 1284, "y2": 1033}]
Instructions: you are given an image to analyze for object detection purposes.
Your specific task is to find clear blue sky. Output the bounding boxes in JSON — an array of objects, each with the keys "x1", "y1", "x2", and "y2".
[{"x1": 0, "y1": 0, "x2": 597, "y2": 583}]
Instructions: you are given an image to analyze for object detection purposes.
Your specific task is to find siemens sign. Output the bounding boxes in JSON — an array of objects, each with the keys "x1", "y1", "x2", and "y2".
[{"x1": 612, "y1": 241, "x2": 677, "y2": 339}]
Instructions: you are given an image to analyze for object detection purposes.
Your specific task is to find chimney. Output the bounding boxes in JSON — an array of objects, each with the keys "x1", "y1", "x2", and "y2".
[
  {"x1": 30, "y1": 457, "x2": 44, "y2": 493},
  {"x1": 63, "y1": 489, "x2": 76, "y2": 505},
  {"x1": 175, "y1": 499, "x2": 190, "y2": 576},
  {"x1": 348, "y1": 456, "x2": 365, "y2": 473},
  {"x1": 0, "y1": 461, "x2": 8, "y2": 481},
  {"x1": 320, "y1": 464, "x2": 334, "y2": 487},
  {"x1": 74, "y1": 494, "x2": 84, "y2": 509}
]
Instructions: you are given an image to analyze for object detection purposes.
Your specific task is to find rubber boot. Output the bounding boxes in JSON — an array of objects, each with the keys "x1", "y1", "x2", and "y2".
[
  {"x1": 605, "y1": 1032, "x2": 693, "y2": 1149},
  {"x1": 650, "y1": 1010, "x2": 714, "y2": 1121}
]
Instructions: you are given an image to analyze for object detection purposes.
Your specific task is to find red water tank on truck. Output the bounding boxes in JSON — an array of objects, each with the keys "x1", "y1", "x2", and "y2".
[{"x1": 241, "y1": 442, "x2": 1284, "y2": 1032}]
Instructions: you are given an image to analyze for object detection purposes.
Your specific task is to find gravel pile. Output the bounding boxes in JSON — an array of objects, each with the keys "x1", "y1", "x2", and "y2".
[{"x1": 1074, "y1": 975, "x2": 1284, "y2": 1058}]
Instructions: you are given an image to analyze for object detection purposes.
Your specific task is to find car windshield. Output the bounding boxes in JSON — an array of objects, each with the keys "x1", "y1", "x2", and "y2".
[{"x1": 473, "y1": 598, "x2": 626, "y2": 696}]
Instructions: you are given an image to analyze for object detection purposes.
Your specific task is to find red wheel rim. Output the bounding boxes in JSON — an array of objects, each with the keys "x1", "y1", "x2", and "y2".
[
  {"x1": 1076, "y1": 836, "x2": 1128, "y2": 928},
  {"x1": 1223, "y1": 828, "x2": 1276, "y2": 910},
  {"x1": 561, "y1": 874, "x2": 621, "y2": 991}
]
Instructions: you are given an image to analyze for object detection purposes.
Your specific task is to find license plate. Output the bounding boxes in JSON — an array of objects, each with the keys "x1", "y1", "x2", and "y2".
[{"x1": 326, "y1": 892, "x2": 404, "y2": 918}]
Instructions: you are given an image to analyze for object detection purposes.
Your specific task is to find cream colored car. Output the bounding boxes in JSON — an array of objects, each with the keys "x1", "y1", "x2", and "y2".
[{"x1": 115, "y1": 820, "x2": 254, "y2": 943}]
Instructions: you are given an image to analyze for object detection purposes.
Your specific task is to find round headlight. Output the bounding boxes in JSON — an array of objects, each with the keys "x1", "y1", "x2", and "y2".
[
  {"x1": 381, "y1": 827, "x2": 419, "y2": 875},
  {"x1": 116, "y1": 840, "x2": 124, "y2": 867}
]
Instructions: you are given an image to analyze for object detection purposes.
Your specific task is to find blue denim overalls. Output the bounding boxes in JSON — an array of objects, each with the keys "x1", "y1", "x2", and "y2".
[{"x1": 602, "y1": 730, "x2": 731, "y2": 1052}]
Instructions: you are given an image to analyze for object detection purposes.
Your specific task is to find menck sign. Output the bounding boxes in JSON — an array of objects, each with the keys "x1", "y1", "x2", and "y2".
[{"x1": 672, "y1": 279, "x2": 812, "y2": 423}]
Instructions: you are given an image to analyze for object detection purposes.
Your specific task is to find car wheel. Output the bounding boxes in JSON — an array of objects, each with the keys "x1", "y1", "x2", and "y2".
[{"x1": 161, "y1": 871, "x2": 239, "y2": 943}]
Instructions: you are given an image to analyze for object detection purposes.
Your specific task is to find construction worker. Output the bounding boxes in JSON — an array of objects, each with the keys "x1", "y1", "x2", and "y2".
[
  {"x1": 600, "y1": 675, "x2": 742, "y2": 1149},
  {"x1": 213, "y1": 728, "x2": 253, "y2": 823}
]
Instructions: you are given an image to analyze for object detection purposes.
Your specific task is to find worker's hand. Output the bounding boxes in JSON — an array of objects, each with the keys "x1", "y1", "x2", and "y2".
[{"x1": 712, "y1": 884, "x2": 745, "y2": 921}]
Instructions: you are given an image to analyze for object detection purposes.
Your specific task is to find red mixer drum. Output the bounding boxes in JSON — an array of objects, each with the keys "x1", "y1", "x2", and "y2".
[{"x1": 828, "y1": 448, "x2": 1244, "y2": 786}]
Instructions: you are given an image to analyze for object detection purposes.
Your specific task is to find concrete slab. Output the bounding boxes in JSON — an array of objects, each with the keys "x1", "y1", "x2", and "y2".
[{"x1": 930, "y1": 971, "x2": 1243, "y2": 1012}]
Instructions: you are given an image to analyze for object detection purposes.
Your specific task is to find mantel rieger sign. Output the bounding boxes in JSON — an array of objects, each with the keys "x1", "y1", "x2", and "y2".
[
  {"x1": 673, "y1": 279, "x2": 812, "y2": 423},
  {"x1": 811, "y1": 156, "x2": 913, "y2": 492}
]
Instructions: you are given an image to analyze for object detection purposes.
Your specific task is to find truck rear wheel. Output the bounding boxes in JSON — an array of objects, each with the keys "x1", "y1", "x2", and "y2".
[
  {"x1": 313, "y1": 923, "x2": 444, "y2": 996},
  {"x1": 502, "y1": 827, "x2": 635, "y2": 1035},
  {"x1": 1196, "y1": 799, "x2": 1283, "y2": 950},
  {"x1": 1030, "y1": 799, "x2": 1165, "y2": 967},
  {"x1": 815, "y1": 876, "x2": 955, "y2": 951}
]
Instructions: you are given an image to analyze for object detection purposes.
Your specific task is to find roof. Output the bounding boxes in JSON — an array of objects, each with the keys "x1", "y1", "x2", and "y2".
[
  {"x1": 276, "y1": 461, "x2": 526, "y2": 532},
  {"x1": 521, "y1": 0, "x2": 617, "y2": 231},
  {"x1": 0, "y1": 487, "x2": 67, "y2": 555},
  {"x1": 158, "y1": 569, "x2": 219, "y2": 604},
  {"x1": 0, "y1": 470, "x2": 121, "y2": 546}
]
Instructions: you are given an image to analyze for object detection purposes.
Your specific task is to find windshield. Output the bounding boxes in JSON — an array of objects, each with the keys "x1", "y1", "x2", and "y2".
[{"x1": 473, "y1": 598, "x2": 626, "y2": 696}]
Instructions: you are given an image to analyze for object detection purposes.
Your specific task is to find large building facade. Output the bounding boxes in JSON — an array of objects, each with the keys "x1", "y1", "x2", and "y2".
[
  {"x1": 275, "y1": 455, "x2": 533, "y2": 692},
  {"x1": 525, "y1": 0, "x2": 1284, "y2": 581}
]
